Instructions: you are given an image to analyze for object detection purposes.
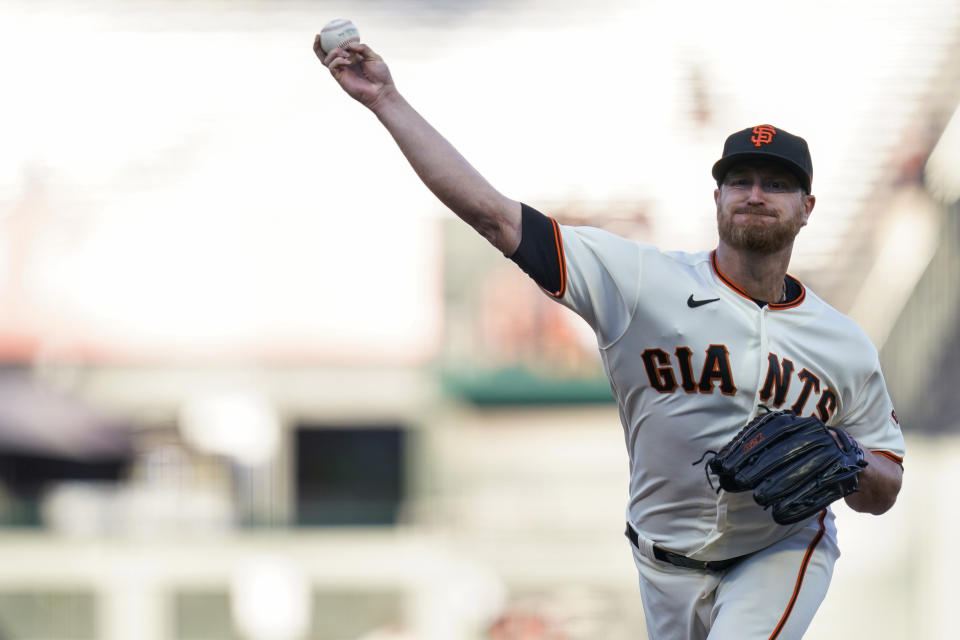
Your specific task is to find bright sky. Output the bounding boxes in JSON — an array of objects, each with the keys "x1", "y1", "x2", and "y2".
[{"x1": 0, "y1": 0, "x2": 956, "y2": 363}]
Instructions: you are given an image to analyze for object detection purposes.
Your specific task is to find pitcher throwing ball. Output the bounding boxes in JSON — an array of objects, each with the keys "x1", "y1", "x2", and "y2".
[{"x1": 316, "y1": 33, "x2": 905, "y2": 640}]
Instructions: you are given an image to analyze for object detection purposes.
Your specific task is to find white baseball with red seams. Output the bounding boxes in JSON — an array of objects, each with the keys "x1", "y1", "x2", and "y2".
[{"x1": 319, "y1": 19, "x2": 360, "y2": 56}]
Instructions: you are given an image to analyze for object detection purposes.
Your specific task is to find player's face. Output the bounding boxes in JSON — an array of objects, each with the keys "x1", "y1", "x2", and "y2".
[{"x1": 714, "y1": 162, "x2": 815, "y2": 254}]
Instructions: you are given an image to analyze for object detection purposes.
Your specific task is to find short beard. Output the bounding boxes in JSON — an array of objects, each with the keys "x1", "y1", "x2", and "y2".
[{"x1": 717, "y1": 206, "x2": 803, "y2": 254}]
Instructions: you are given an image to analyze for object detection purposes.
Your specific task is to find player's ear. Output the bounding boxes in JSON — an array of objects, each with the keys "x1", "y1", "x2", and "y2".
[
  {"x1": 714, "y1": 188, "x2": 720, "y2": 206},
  {"x1": 800, "y1": 194, "x2": 815, "y2": 226}
]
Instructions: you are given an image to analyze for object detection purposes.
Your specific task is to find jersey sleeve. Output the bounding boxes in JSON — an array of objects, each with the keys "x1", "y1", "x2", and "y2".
[
  {"x1": 837, "y1": 359, "x2": 905, "y2": 465},
  {"x1": 508, "y1": 203, "x2": 643, "y2": 348},
  {"x1": 509, "y1": 203, "x2": 566, "y2": 297}
]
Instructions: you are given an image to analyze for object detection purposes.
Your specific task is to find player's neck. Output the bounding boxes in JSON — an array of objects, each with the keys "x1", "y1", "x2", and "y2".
[{"x1": 715, "y1": 243, "x2": 793, "y2": 303}]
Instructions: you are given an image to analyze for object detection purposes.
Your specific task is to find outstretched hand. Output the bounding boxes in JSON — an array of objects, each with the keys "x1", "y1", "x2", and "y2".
[{"x1": 314, "y1": 38, "x2": 395, "y2": 109}]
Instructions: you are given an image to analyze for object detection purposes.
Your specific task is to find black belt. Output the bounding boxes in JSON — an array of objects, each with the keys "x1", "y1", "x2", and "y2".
[{"x1": 625, "y1": 524, "x2": 753, "y2": 572}]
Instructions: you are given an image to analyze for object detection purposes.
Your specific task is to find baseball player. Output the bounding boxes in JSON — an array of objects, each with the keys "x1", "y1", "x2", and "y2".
[{"x1": 317, "y1": 39, "x2": 905, "y2": 640}]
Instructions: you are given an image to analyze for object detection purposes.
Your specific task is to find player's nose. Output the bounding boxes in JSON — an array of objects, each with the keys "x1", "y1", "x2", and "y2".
[{"x1": 746, "y1": 182, "x2": 767, "y2": 204}]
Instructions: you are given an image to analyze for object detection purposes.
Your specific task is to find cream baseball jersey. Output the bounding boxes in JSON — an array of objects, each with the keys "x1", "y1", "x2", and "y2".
[{"x1": 510, "y1": 204, "x2": 905, "y2": 562}]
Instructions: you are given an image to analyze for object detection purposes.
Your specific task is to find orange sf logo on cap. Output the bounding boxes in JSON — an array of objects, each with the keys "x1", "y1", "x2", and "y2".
[{"x1": 751, "y1": 125, "x2": 777, "y2": 147}]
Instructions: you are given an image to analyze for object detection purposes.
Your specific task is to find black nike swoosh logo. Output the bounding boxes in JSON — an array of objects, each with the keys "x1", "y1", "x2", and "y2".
[{"x1": 687, "y1": 294, "x2": 720, "y2": 308}]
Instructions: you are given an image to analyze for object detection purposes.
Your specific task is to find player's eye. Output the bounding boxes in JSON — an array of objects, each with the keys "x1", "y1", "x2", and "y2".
[{"x1": 763, "y1": 180, "x2": 796, "y2": 193}]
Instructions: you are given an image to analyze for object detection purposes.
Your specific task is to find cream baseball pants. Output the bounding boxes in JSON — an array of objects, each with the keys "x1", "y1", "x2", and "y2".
[{"x1": 628, "y1": 510, "x2": 840, "y2": 640}]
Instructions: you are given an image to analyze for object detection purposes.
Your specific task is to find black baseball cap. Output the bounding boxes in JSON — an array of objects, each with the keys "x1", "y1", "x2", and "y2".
[{"x1": 712, "y1": 125, "x2": 813, "y2": 193}]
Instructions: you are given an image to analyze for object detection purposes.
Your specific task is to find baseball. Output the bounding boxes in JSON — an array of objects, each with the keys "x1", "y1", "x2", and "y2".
[{"x1": 319, "y1": 18, "x2": 360, "y2": 56}]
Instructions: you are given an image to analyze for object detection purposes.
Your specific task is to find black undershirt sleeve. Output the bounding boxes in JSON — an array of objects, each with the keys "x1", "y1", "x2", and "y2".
[{"x1": 508, "y1": 203, "x2": 566, "y2": 298}]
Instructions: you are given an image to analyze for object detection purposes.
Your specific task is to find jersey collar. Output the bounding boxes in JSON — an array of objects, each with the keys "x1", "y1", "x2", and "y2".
[{"x1": 710, "y1": 250, "x2": 806, "y2": 310}]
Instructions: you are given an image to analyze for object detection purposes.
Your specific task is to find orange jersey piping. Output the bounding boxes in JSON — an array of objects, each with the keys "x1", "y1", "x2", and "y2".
[
  {"x1": 872, "y1": 450, "x2": 904, "y2": 467},
  {"x1": 541, "y1": 217, "x2": 567, "y2": 299},
  {"x1": 768, "y1": 509, "x2": 826, "y2": 639},
  {"x1": 710, "y1": 250, "x2": 806, "y2": 310}
]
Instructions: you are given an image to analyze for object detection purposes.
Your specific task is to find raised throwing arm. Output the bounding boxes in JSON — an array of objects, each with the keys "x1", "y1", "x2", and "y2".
[{"x1": 316, "y1": 38, "x2": 522, "y2": 255}]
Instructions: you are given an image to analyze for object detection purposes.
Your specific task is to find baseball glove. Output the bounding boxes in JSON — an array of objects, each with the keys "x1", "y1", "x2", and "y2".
[{"x1": 704, "y1": 410, "x2": 868, "y2": 525}]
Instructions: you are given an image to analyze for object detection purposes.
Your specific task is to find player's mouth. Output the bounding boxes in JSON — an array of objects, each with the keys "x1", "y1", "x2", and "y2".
[{"x1": 734, "y1": 207, "x2": 778, "y2": 218}]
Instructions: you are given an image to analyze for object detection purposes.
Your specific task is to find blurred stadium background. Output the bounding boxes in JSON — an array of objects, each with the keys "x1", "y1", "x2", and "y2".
[{"x1": 0, "y1": 0, "x2": 958, "y2": 638}]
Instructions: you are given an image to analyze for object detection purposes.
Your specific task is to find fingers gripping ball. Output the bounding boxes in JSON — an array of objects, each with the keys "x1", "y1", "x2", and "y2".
[
  {"x1": 704, "y1": 410, "x2": 868, "y2": 525},
  {"x1": 319, "y1": 18, "x2": 360, "y2": 56}
]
